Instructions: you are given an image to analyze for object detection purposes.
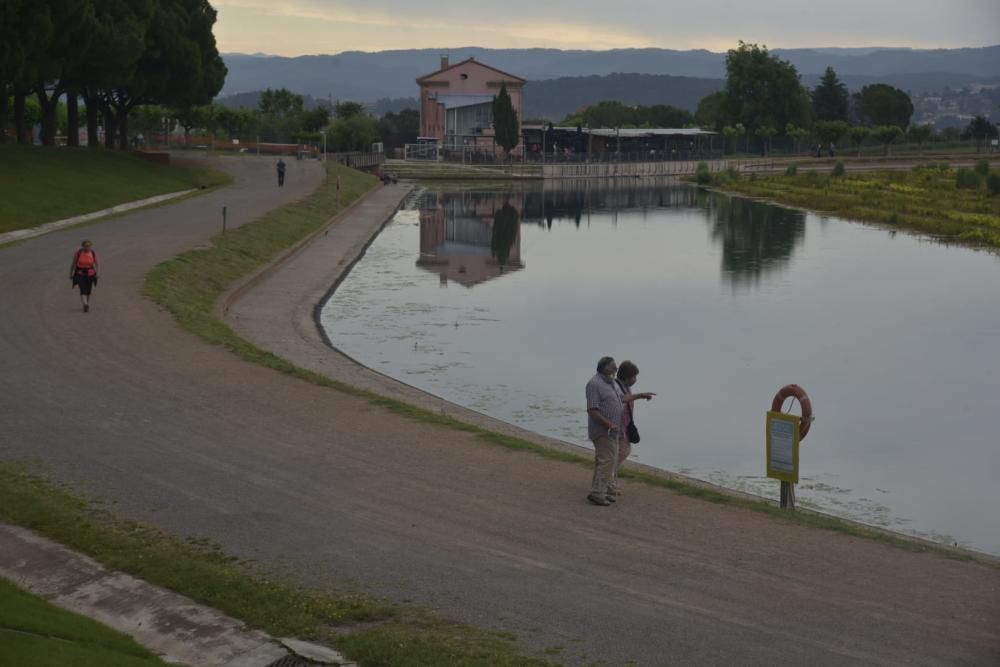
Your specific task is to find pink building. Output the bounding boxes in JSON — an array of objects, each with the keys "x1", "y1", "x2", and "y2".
[{"x1": 416, "y1": 56, "x2": 525, "y2": 152}]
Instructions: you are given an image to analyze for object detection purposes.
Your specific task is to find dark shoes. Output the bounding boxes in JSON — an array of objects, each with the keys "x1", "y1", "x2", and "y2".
[
  {"x1": 587, "y1": 494, "x2": 612, "y2": 506},
  {"x1": 83, "y1": 304, "x2": 89, "y2": 313}
]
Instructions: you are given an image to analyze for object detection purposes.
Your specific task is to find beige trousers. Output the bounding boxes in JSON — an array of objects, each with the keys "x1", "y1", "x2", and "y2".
[{"x1": 590, "y1": 435, "x2": 621, "y2": 496}]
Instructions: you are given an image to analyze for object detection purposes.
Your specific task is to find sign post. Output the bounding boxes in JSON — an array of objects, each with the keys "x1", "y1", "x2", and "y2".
[{"x1": 767, "y1": 385, "x2": 813, "y2": 510}]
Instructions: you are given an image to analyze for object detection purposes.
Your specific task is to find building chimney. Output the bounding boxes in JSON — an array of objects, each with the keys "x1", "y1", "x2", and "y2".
[{"x1": 440, "y1": 54, "x2": 449, "y2": 71}]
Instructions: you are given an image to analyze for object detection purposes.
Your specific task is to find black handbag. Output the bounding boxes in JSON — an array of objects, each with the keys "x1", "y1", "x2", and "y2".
[{"x1": 626, "y1": 418, "x2": 640, "y2": 444}]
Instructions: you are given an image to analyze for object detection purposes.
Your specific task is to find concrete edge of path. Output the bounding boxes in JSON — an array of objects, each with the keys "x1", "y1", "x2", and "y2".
[
  {"x1": 0, "y1": 522, "x2": 355, "y2": 667},
  {"x1": 0, "y1": 189, "x2": 197, "y2": 245},
  {"x1": 220, "y1": 181, "x2": 1000, "y2": 566}
]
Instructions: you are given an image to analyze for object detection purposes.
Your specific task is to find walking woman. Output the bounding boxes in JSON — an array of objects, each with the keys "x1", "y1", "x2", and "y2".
[{"x1": 69, "y1": 239, "x2": 99, "y2": 312}]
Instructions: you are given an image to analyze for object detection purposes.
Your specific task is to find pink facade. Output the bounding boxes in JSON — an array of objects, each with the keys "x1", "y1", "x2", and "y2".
[{"x1": 417, "y1": 57, "x2": 525, "y2": 151}]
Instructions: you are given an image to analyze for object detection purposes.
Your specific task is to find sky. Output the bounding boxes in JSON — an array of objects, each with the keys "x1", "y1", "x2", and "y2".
[{"x1": 211, "y1": 0, "x2": 1000, "y2": 56}]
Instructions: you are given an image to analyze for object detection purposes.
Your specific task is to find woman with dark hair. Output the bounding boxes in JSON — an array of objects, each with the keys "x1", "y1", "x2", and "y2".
[
  {"x1": 69, "y1": 239, "x2": 99, "y2": 312},
  {"x1": 609, "y1": 360, "x2": 655, "y2": 497}
]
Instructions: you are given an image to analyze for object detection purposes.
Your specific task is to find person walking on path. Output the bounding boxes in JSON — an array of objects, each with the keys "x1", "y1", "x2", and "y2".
[
  {"x1": 69, "y1": 239, "x2": 99, "y2": 313},
  {"x1": 609, "y1": 361, "x2": 656, "y2": 498},
  {"x1": 585, "y1": 356, "x2": 625, "y2": 506},
  {"x1": 276, "y1": 158, "x2": 286, "y2": 187}
]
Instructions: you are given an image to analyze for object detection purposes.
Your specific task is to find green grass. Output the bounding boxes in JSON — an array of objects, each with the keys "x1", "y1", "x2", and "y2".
[
  {"x1": 0, "y1": 144, "x2": 231, "y2": 233},
  {"x1": 0, "y1": 576, "x2": 167, "y2": 667},
  {"x1": 0, "y1": 464, "x2": 558, "y2": 666},
  {"x1": 713, "y1": 166, "x2": 1000, "y2": 249}
]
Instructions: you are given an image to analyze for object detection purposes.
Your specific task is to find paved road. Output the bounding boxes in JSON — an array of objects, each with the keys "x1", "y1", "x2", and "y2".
[{"x1": 1, "y1": 157, "x2": 998, "y2": 666}]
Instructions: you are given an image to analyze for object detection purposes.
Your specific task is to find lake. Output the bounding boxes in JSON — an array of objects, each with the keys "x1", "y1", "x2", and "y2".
[{"x1": 320, "y1": 179, "x2": 1000, "y2": 556}]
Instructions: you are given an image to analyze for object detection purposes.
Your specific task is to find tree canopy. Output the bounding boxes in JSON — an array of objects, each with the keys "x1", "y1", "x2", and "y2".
[
  {"x1": 492, "y1": 81, "x2": 520, "y2": 155},
  {"x1": 723, "y1": 42, "x2": 811, "y2": 137},
  {"x1": 854, "y1": 84, "x2": 913, "y2": 129},
  {"x1": 812, "y1": 67, "x2": 849, "y2": 123},
  {"x1": 563, "y1": 101, "x2": 693, "y2": 129},
  {"x1": 1, "y1": 0, "x2": 226, "y2": 148}
]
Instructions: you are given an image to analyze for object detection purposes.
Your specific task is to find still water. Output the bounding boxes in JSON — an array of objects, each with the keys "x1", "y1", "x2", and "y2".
[{"x1": 321, "y1": 180, "x2": 1000, "y2": 555}]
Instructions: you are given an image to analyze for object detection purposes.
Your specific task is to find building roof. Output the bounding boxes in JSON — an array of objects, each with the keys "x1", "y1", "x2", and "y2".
[
  {"x1": 416, "y1": 57, "x2": 527, "y2": 84},
  {"x1": 549, "y1": 127, "x2": 717, "y2": 137}
]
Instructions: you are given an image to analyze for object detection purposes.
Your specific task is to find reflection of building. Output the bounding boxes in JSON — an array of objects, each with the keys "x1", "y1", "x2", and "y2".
[
  {"x1": 417, "y1": 56, "x2": 525, "y2": 152},
  {"x1": 417, "y1": 192, "x2": 524, "y2": 287}
]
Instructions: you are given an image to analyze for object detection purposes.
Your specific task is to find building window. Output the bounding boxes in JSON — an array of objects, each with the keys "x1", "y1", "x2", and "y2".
[{"x1": 460, "y1": 73, "x2": 468, "y2": 80}]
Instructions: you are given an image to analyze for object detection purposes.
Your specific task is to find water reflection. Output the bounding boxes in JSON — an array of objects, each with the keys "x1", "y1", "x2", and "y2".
[
  {"x1": 416, "y1": 181, "x2": 804, "y2": 288},
  {"x1": 706, "y1": 195, "x2": 807, "y2": 287},
  {"x1": 417, "y1": 192, "x2": 523, "y2": 287}
]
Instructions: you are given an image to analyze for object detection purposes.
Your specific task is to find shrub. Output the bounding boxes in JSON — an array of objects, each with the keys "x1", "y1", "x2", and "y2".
[
  {"x1": 987, "y1": 172, "x2": 1000, "y2": 196},
  {"x1": 974, "y1": 159, "x2": 990, "y2": 177},
  {"x1": 955, "y1": 167, "x2": 981, "y2": 190},
  {"x1": 832, "y1": 161, "x2": 846, "y2": 177},
  {"x1": 784, "y1": 164, "x2": 798, "y2": 176},
  {"x1": 695, "y1": 162, "x2": 712, "y2": 185}
]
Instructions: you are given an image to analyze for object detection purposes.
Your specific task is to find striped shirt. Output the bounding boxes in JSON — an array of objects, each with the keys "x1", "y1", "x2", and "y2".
[{"x1": 585, "y1": 373, "x2": 624, "y2": 441}]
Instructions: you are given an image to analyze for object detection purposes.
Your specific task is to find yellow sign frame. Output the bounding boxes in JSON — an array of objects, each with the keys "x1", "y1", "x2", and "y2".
[{"x1": 766, "y1": 411, "x2": 800, "y2": 483}]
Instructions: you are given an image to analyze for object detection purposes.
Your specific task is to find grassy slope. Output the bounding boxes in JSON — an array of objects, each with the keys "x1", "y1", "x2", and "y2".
[
  {"x1": 716, "y1": 166, "x2": 1000, "y2": 248},
  {"x1": 0, "y1": 576, "x2": 167, "y2": 667},
  {"x1": 0, "y1": 144, "x2": 231, "y2": 233}
]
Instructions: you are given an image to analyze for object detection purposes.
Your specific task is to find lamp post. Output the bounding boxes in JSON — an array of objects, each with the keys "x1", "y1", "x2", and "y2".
[{"x1": 321, "y1": 130, "x2": 327, "y2": 161}]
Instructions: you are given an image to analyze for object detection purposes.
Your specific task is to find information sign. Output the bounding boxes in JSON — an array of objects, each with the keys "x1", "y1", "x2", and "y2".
[{"x1": 766, "y1": 411, "x2": 800, "y2": 483}]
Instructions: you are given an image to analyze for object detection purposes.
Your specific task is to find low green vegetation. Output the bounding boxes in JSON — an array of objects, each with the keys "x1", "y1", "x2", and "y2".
[
  {"x1": 0, "y1": 576, "x2": 167, "y2": 667},
  {"x1": 0, "y1": 145, "x2": 230, "y2": 234},
  {"x1": 711, "y1": 164, "x2": 1000, "y2": 248}
]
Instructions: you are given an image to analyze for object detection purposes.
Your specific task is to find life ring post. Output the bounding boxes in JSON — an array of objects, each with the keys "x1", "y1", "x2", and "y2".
[{"x1": 766, "y1": 384, "x2": 814, "y2": 510}]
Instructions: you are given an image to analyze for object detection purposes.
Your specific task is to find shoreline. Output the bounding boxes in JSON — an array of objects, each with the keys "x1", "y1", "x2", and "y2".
[{"x1": 224, "y1": 179, "x2": 998, "y2": 564}]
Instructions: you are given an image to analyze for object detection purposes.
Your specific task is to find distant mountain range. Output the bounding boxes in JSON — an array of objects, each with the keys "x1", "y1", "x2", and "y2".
[{"x1": 218, "y1": 45, "x2": 1000, "y2": 121}]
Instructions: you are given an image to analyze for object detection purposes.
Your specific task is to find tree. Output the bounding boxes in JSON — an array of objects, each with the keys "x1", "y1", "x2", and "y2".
[
  {"x1": 813, "y1": 120, "x2": 849, "y2": 147},
  {"x1": 101, "y1": 0, "x2": 225, "y2": 149},
  {"x1": 328, "y1": 114, "x2": 379, "y2": 152},
  {"x1": 812, "y1": 67, "x2": 849, "y2": 123},
  {"x1": 376, "y1": 108, "x2": 419, "y2": 150},
  {"x1": 961, "y1": 115, "x2": 998, "y2": 153},
  {"x1": 847, "y1": 126, "x2": 870, "y2": 157},
  {"x1": 855, "y1": 84, "x2": 913, "y2": 129},
  {"x1": 171, "y1": 104, "x2": 211, "y2": 144},
  {"x1": 0, "y1": 0, "x2": 30, "y2": 142},
  {"x1": 644, "y1": 104, "x2": 693, "y2": 128},
  {"x1": 785, "y1": 123, "x2": 809, "y2": 153},
  {"x1": 722, "y1": 125, "x2": 739, "y2": 154},
  {"x1": 694, "y1": 90, "x2": 732, "y2": 131},
  {"x1": 334, "y1": 101, "x2": 364, "y2": 119},
  {"x1": 873, "y1": 125, "x2": 903, "y2": 156},
  {"x1": 492, "y1": 81, "x2": 520, "y2": 157},
  {"x1": 907, "y1": 124, "x2": 933, "y2": 155},
  {"x1": 754, "y1": 126, "x2": 776, "y2": 155},
  {"x1": 723, "y1": 42, "x2": 811, "y2": 141},
  {"x1": 259, "y1": 88, "x2": 303, "y2": 119},
  {"x1": 300, "y1": 106, "x2": 330, "y2": 133}
]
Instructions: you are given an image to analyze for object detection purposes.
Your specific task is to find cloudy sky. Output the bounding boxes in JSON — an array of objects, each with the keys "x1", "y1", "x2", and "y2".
[{"x1": 211, "y1": 0, "x2": 1000, "y2": 55}]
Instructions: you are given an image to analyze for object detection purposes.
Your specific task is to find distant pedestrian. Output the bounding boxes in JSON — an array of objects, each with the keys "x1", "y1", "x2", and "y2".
[
  {"x1": 828, "y1": 142, "x2": 836, "y2": 158},
  {"x1": 69, "y1": 239, "x2": 99, "y2": 313},
  {"x1": 276, "y1": 158, "x2": 286, "y2": 186},
  {"x1": 585, "y1": 356, "x2": 625, "y2": 506},
  {"x1": 610, "y1": 361, "x2": 656, "y2": 497}
]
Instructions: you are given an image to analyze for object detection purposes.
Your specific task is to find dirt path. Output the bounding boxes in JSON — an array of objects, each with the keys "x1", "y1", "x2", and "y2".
[{"x1": 1, "y1": 158, "x2": 997, "y2": 666}]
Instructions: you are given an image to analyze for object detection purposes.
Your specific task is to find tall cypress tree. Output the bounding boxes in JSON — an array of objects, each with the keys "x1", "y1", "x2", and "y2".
[
  {"x1": 812, "y1": 67, "x2": 849, "y2": 123},
  {"x1": 492, "y1": 81, "x2": 519, "y2": 157}
]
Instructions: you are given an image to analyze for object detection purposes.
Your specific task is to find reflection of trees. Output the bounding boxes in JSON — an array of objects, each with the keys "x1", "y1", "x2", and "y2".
[
  {"x1": 491, "y1": 203, "x2": 520, "y2": 267},
  {"x1": 707, "y1": 194, "x2": 806, "y2": 286}
]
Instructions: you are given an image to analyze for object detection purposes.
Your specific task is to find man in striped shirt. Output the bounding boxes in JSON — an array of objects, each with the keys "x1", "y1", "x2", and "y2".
[{"x1": 585, "y1": 356, "x2": 625, "y2": 506}]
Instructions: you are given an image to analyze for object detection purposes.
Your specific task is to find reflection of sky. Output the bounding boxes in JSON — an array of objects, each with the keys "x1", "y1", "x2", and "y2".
[{"x1": 322, "y1": 188, "x2": 1000, "y2": 556}]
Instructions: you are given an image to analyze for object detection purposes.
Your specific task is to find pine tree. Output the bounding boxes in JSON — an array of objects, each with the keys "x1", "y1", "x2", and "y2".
[
  {"x1": 492, "y1": 81, "x2": 520, "y2": 157},
  {"x1": 812, "y1": 67, "x2": 849, "y2": 123}
]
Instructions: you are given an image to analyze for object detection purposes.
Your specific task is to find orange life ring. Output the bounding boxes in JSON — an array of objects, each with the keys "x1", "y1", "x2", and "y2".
[{"x1": 771, "y1": 384, "x2": 814, "y2": 439}]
